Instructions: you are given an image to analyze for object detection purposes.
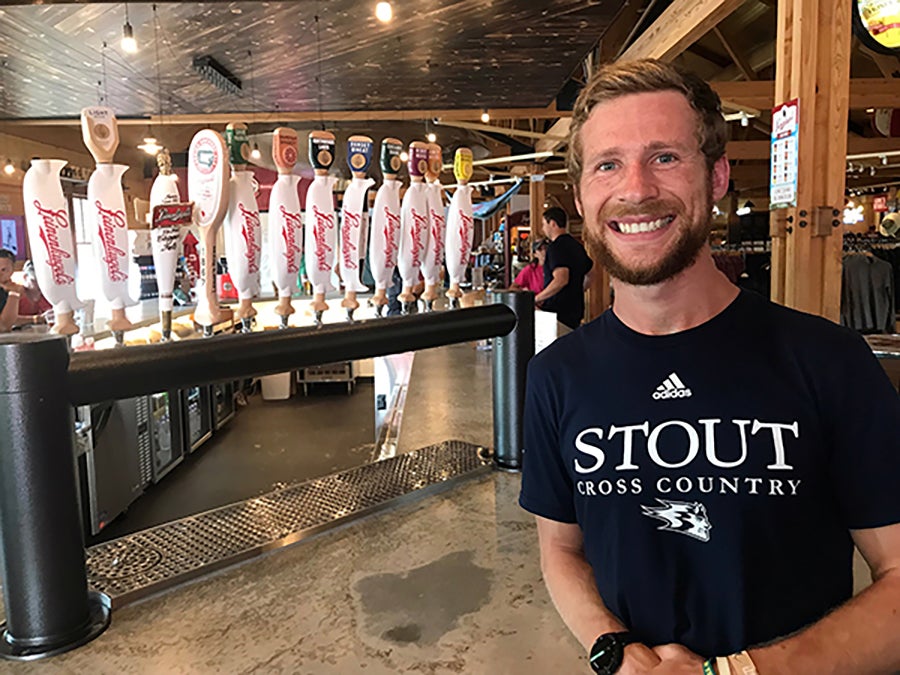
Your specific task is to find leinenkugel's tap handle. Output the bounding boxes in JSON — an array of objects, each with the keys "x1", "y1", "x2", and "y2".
[
  {"x1": 369, "y1": 138, "x2": 404, "y2": 316},
  {"x1": 81, "y1": 106, "x2": 134, "y2": 344},
  {"x1": 398, "y1": 141, "x2": 430, "y2": 314},
  {"x1": 270, "y1": 127, "x2": 302, "y2": 328},
  {"x1": 224, "y1": 122, "x2": 261, "y2": 333},
  {"x1": 306, "y1": 130, "x2": 337, "y2": 326},
  {"x1": 421, "y1": 142, "x2": 445, "y2": 311},
  {"x1": 446, "y1": 147, "x2": 474, "y2": 308},
  {"x1": 340, "y1": 135, "x2": 374, "y2": 321}
]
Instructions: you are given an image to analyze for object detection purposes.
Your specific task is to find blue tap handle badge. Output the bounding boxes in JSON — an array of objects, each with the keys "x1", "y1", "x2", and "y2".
[{"x1": 347, "y1": 135, "x2": 374, "y2": 175}]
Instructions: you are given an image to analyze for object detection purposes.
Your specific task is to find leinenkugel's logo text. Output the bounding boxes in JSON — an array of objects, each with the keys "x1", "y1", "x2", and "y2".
[{"x1": 653, "y1": 372, "x2": 692, "y2": 400}]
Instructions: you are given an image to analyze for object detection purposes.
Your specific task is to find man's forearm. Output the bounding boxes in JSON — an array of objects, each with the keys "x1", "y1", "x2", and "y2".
[
  {"x1": 0, "y1": 297, "x2": 20, "y2": 332},
  {"x1": 541, "y1": 545, "x2": 626, "y2": 650},
  {"x1": 536, "y1": 277, "x2": 565, "y2": 304},
  {"x1": 750, "y1": 572, "x2": 900, "y2": 674}
]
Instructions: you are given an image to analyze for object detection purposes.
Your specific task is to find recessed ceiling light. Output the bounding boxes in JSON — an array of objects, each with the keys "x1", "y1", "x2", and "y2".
[{"x1": 375, "y1": 1, "x2": 393, "y2": 23}]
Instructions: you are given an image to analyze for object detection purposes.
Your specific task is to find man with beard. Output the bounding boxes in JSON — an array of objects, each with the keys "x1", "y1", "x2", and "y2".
[
  {"x1": 518, "y1": 60, "x2": 900, "y2": 675},
  {"x1": 534, "y1": 207, "x2": 593, "y2": 329}
]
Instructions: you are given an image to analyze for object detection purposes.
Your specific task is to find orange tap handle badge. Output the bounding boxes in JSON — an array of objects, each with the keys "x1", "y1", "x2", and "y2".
[{"x1": 272, "y1": 127, "x2": 299, "y2": 174}]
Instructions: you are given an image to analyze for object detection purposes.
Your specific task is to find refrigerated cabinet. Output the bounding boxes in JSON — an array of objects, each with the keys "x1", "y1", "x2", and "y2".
[
  {"x1": 182, "y1": 385, "x2": 214, "y2": 453},
  {"x1": 149, "y1": 391, "x2": 185, "y2": 483}
]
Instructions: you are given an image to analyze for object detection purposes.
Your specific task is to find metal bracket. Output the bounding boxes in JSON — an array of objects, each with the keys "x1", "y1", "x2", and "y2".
[
  {"x1": 812, "y1": 206, "x2": 841, "y2": 237},
  {"x1": 770, "y1": 210, "x2": 793, "y2": 237}
]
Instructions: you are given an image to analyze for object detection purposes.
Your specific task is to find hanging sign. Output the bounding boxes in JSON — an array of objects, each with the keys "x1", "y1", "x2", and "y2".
[
  {"x1": 770, "y1": 99, "x2": 800, "y2": 210},
  {"x1": 853, "y1": 0, "x2": 900, "y2": 55}
]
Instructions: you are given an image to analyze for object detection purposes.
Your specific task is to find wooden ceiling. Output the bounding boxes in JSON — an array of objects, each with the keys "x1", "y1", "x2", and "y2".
[{"x1": 0, "y1": 1, "x2": 624, "y2": 119}]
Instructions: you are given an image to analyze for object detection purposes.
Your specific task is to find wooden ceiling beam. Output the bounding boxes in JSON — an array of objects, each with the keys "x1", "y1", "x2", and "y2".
[
  {"x1": 728, "y1": 136, "x2": 900, "y2": 160},
  {"x1": 712, "y1": 25, "x2": 758, "y2": 80},
  {"x1": 712, "y1": 78, "x2": 900, "y2": 110},
  {"x1": 619, "y1": 0, "x2": 746, "y2": 62}
]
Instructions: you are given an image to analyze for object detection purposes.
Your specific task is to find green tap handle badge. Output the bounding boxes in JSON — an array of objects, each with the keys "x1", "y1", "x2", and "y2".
[
  {"x1": 380, "y1": 138, "x2": 404, "y2": 178},
  {"x1": 225, "y1": 122, "x2": 250, "y2": 166}
]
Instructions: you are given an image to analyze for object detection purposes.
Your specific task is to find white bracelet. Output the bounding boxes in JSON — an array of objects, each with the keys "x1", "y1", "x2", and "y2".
[
  {"x1": 728, "y1": 651, "x2": 759, "y2": 675},
  {"x1": 716, "y1": 656, "x2": 733, "y2": 675},
  {"x1": 7, "y1": 291, "x2": 20, "y2": 298}
]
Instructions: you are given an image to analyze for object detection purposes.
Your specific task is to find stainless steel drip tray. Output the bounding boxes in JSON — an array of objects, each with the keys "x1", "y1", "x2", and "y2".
[{"x1": 86, "y1": 440, "x2": 492, "y2": 607}]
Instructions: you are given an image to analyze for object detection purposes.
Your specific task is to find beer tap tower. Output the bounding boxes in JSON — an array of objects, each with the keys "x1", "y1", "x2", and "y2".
[
  {"x1": 421, "y1": 143, "x2": 446, "y2": 312},
  {"x1": 224, "y1": 122, "x2": 262, "y2": 333},
  {"x1": 304, "y1": 130, "x2": 338, "y2": 326},
  {"x1": 445, "y1": 147, "x2": 474, "y2": 309},
  {"x1": 22, "y1": 159, "x2": 82, "y2": 335},
  {"x1": 187, "y1": 128, "x2": 231, "y2": 336},
  {"x1": 398, "y1": 141, "x2": 431, "y2": 315},
  {"x1": 368, "y1": 138, "x2": 403, "y2": 317},
  {"x1": 269, "y1": 127, "x2": 303, "y2": 329},
  {"x1": 81, "y1": 107, "x2": 135, "y2": 345},
  {"x1": 340, "y1": 135, "x2": 375, "y2": 321}
]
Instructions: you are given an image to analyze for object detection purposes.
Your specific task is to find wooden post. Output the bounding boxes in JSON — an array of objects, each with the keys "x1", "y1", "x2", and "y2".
[
  {"x1": 529, "y1": 165, "x2": 545, "y2": 236},
  {"x1": 771, "y1": 0, "x2": 850, "y2": 320},
  {"x1": 586, "y1": 246, "x2": 612, "y2": 320}
]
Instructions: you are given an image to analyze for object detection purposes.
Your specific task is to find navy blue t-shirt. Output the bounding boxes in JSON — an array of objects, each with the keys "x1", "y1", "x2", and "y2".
[
  {"x1": 519, "y1": 290, "x2": 900, "y2": 656},
  {"x1": 542, "y1": 233, "x2": 593, "y2": 329}
]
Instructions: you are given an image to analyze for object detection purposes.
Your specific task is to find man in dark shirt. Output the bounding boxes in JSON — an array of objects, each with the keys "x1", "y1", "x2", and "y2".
[
  {"x1": 534, "y1": 207, "x2": 593, "y2": 329},
  {"x1": 0, "y1": 249, "x2": 25, "y2": 332}
]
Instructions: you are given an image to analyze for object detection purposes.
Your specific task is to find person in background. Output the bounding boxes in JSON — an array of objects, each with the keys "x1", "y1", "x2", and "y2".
[
  {"x1": 534, "y1": 207, "x2": 594, "y2": 329},
  {"x1": 16, "y1": 260, "x2": 52, "y2": 324},
  {"x1": 519, "y1": 58, "x2": 900, "y2": 675},
  {"x1": 510, "y1": 239, "x2": 548, "y2": 294},
  {"x1": 0, "y1": 249, "x2": 25, "y2": 331}
]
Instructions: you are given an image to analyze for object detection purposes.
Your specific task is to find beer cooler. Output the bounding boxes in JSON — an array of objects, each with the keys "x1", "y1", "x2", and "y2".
[
  {"x1": 211, "y1": 381, "x2": 236, "y2": 430},
  {"x1": 75, "y1": 399, "x2": 151, "y2": 536},
  {"x1": 149, "y1": 391, "x2": 185, "y2": 482},
  {"x1": 182, "y1": 385, "x2": 213, "y2": 453}
]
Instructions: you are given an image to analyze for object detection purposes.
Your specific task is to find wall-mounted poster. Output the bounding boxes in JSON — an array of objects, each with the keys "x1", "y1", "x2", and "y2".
[
  {"x1": 0, "y1": 216, "x2": 27, "y2": 260},
  {"x1": 854, "y1": 0, "x2": 900, "y2": 55}
]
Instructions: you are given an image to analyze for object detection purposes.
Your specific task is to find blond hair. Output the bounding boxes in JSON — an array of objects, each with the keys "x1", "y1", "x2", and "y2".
[{"x1": 566, "y1": 59, "x2": 727, "y2": 187}]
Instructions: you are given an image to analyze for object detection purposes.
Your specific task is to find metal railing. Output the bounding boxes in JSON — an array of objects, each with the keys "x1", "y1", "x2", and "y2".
[{"x1": 0, "y1": 296, "x2": 533, "y2": 661}]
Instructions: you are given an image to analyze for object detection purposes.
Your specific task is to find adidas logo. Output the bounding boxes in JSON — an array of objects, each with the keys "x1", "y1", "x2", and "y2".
[{"x1": 653, "y1": 372, "x2": 692, "y2": 400}]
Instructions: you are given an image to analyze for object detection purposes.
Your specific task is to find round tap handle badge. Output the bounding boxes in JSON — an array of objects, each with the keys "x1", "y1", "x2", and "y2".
[
  {"x1": 309, "y1": 130, "x2": 336, "y2": 172},
  {"x1": 454, "y1": 147, "x2": 474, "y2": 183},
  {"x1": 380, "y1": 138, "x2": 404, "y2": 177},
  {"x1": 80, "y1": 106, "x2": 120, "y2": 164},
  {"x1": 225, "y1": 122, "x2": 250, "y2": 166},
  {"x1": 408, "y1": 141, "x2": 430, "y2": 179},
  {"x1": 347, "y1": 135, "x2": 374, "y2": 176},
  {"x1": 272, "y1": 127, "x2": 299, "y2": 174},
  {"x1": 425, "y1": 143, "x2": 443, "y2": 182}
]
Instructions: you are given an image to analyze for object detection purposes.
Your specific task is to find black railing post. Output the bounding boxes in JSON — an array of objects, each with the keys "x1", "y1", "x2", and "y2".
[
  {"x1": 491, "y1": 291, "x2": 534, "y2": 471},
  {"x1": 0, "y1": 334, "x2": 110, "y2": 661}
]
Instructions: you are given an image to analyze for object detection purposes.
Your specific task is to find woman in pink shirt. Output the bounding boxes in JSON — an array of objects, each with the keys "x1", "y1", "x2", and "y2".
[{"x1": 511, "y1": 239, "x2": 547, "y2": 294}]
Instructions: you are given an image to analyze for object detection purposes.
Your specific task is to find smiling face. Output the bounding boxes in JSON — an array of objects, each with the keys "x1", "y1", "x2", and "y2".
[
  {"x1": 574, "y1": 90, "x2": 729, "y2": 286},
  {"x1": 0, "y1": 257, "x2": 13, "y2": 285}
]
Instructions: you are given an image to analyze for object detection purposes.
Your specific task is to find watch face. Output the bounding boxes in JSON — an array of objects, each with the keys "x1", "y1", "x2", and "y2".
[{"x1": 589, "y1": 634, "x2": 624, "y2": 675}]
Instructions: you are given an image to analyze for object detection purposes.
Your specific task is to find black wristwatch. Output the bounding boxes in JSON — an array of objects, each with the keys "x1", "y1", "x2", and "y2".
[{"x1": 588, "y1": 631, "x2": 638, "y2": 674}]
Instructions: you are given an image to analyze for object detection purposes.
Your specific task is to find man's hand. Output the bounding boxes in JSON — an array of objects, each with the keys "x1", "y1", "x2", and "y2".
[
  {"x1": 617, "y1": 643, "x2": 662, "y2": 674},
  {"x1": 0, "y1": 281, "x2": 25, "y2": 295},
  {"x1": 650, "y1": 644, "x2": 706, "y2": 673}
]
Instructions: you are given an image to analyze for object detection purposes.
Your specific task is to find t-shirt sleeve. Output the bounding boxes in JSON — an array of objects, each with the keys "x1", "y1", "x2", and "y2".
[
  {"x1": 519, "y1": 355, "x2": 577, "y2": 522},
  {"x1": 513, "y1": 267, "x2": 529, "y2": 288},
  {"x1": 824, "y1": 333, "x2": 900, "y2": 530}
]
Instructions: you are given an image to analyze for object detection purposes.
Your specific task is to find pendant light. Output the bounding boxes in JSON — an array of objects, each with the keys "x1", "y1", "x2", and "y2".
[{"x1": 121, "y1": 2, "x2": 138, "y2": 53}]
